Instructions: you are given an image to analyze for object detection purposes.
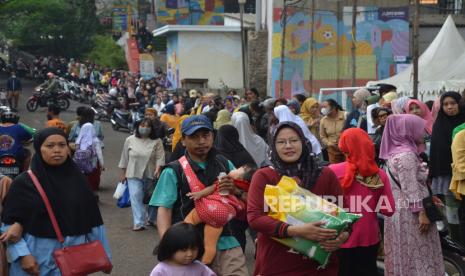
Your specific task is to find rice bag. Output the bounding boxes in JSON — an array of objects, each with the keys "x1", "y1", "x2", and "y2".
[{"x1": 264, "y1": 176, "x2": 361, "y2": 268}]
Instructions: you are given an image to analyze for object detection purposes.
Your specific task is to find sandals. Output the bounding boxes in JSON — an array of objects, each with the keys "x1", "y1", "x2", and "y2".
[{"x1": 132, "y1": 226, "x2": 146, "y2": 232}]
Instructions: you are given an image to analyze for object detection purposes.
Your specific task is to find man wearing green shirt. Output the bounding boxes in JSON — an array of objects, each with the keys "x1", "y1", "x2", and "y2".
[{"x1": 150, "y1": 115, "x2": 248, "y2": 275}]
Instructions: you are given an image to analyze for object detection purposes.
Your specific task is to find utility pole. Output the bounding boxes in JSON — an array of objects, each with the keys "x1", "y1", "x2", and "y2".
[
  {"x1": 239, "y1": 0, "x2": 247, "y2": 90},
  {"x1": 413, "y1": 0, "x2": 419, "y2": 99},
  {"x1": 351, "y1": 0, "x2": 357, "y2": 87},
  {"x1": 279, "y1": 0, "x2": 288, "y2": 98},
  {"x1": 309, "y1": 0, "x2": 315, "y2": 96}
]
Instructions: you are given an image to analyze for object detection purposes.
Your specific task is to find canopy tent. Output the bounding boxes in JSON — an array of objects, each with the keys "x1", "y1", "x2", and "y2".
[{"x1": 367, "y1": 16, "x2": 465, "y2": 97}]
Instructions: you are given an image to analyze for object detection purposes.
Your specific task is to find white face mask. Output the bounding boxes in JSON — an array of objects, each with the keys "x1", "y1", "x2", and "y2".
[{"x1": 321, "y1": 107, "x2": 330, "y2": 116}]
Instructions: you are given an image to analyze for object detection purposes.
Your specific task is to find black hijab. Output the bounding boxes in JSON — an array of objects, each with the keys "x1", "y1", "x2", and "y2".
[
  {"x1": 214, "y1": 125, "x2": 255, "y2": 168},
  {"x1": 430, "y1": 92, "x2": 465, "y2": 177},
  {"x1": 2, "y1": 128, "x2": 103, "y2": 238},
  {"x1": 269, "y1": 122, "x2": 321, "y2": 190}
]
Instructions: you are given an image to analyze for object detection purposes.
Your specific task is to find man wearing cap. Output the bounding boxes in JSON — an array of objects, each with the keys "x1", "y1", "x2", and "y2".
[{"x1": 149, "y1": 115, "x2": 248, "y2": 275}]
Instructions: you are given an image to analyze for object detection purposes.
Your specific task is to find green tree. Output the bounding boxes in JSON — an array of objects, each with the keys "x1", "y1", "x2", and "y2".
[
  {"x1": 86, "y1": 35, "x2": 127, "y2": 69},
  {"x1": 0, "y1": 0, "x2": 99, "y2": 57}
]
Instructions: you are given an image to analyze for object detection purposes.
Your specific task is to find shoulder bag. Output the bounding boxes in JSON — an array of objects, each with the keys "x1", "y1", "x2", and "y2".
[
  {"x1": 27, "y1": 170, "x2": 113, "y2": 276},
  {"x1": 387, "y1": 167, "x2": 442, "y2": 222}
]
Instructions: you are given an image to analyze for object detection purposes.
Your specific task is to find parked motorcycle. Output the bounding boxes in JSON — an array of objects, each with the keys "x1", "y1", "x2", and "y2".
[
  {"x1": 0, "y1": 154, "x2": 22, "y2": 178},
  {"x1": 111, "y1": 103, "x2": 143, "y2": 133},
  {"x1": 26, "y1": 87, "x2": 70, "y2": 112}
]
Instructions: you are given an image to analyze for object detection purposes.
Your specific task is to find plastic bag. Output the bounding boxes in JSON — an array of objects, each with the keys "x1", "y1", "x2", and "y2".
[
  {"x1": 117, "y1": 181, "x2": 131, "y2": 208},
  {"x1": 113, "y1": 182, "x2": 126, "y2": 199},
  {"x1": 264, "y1": 176, "x2": 361, "y2": 268}
]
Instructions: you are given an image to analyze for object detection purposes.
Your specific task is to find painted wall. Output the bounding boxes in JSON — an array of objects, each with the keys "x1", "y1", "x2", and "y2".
[
  {"x1": 271, "y1": 6, "x2": 410, "y2": 98},
  {"x1": 177, "y1": 31, "x2": 243, "y2": 89},
  {"x1": 166, "y1": 33, "x2": 180, "y2": 89},
  {"x1": 156, "y1": 0, "x2": 224, "y2": 25}
]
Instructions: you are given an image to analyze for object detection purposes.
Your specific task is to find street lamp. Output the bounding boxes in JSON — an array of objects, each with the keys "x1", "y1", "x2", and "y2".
[{"x1": 238, "y1": 0, "x2": 247, "y2": 90}]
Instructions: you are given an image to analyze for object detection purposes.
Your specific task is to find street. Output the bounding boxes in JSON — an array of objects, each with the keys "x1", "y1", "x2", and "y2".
[{"x1": 1, "y1": 74, "x2": 255, "y2": 276}]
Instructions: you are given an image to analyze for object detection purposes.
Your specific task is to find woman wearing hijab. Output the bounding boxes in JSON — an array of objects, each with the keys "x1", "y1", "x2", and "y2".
[
  {"x1": 75, "y1": 123, "x2": 104, "y2": 192},
  {"x1": 329, "y1": 128, "x2": 395, "y2": 276},
  {"x1": 274, "y1": 105, "x2": 322, "y2": 155},
  {"x1": 300, "y1": 97, "x2": 321, "y2": 139},
  {"x1": 1, "y1": 128, "x2": 111, "y2": 276},
  {"x1": 213, "y1": 109, "x2": 231, "y2": 130},
  {"x1": 450, "y1": 126, "x2": 465, "y2": 247},
  {"x1": 404, "y1": 99, "x2": 434, "y2": 134},
  {"x1": 215, "y1": 124, "x2": 256, "y2": 168},
  {"x1": 370, "y1": 107, "x2": 392, "y2": 166},
  {"x1": 247, "y1": 122, "x2": 348, "y2": 275},
  {"x1": 429, "y1": 91, "x2": 465, "y2": 244},
  {"x1": 390, "y1": 96, "x2": 409, "y2": 114},
  {"x1": 118, "y1": 119, "x2": 165, "y2": 230},
  {"x1": 343, "y1": 88, "x2": 371, "y2": 131},
  {"x1": 231, "y1": 112, "x2": 269, "y2": 167},
  {"x1": 380, "y1": 114, "x2": 444, "y2": 276}
]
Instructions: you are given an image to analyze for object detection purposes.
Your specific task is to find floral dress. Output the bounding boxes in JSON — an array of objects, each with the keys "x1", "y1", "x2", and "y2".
[{"x1": 384, "y1": 151, "x2": 444, "y2": 276}]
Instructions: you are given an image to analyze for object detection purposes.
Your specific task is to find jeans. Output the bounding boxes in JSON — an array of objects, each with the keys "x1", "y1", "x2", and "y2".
[{"x1": 127, "y1": 178, "x2": 157, "y2": 227}]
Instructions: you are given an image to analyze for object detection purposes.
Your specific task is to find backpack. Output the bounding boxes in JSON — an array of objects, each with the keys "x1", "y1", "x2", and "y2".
[{"x1": 74, "y1": 145, "x2": 96, "y2": 174}]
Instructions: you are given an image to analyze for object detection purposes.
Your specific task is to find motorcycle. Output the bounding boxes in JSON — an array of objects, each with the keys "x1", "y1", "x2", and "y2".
[
  {"x1": 111, "y1": 103, "x2": 143, "y2": 133},
  {"x1": 377, "y1": 219, "x2": 465, "y2": 275},
  {"x1": 26, "y1": 87, "x2": 70, "y2": 112},
  {"x1": 0, "y1": 154, "x2": 21, "y2": 178}
]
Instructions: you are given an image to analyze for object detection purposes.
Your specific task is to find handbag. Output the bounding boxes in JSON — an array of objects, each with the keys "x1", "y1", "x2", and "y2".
[
  {"x1": 387, "y1": 167, "x2": 443, "y2": 222},
  {"x1": 117, "y1": 180, "x2": 131, "y2": 208},
  {"x1": 27, "y1": 170, "x2": 113, "y2": 276}
]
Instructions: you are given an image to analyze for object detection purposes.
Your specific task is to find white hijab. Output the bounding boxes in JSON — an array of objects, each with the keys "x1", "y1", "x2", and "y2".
[
  {"x1": 231, "y1": 112, "x2": 269, "y2": 166},
  {"x1": 274, "y1": 105, "x2": 322, "y2": 154},
  {"x1": 76, "y1": 123, "x2": 99, "y2": 150}
]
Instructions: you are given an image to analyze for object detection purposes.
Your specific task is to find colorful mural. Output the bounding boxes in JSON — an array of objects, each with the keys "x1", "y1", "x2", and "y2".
[
  {"x1": 271, "y1": 6, "x2": 409, "y2": 98},
  {"x1": 156, "y1": 0, "x2": 224, "y2": 25},
  {"x1": 167, "y1": 34, "x2": 180, "y2": 89}
]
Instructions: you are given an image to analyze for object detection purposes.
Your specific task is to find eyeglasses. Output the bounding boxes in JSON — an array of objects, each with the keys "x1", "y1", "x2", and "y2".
[
  {"x1": 275, "y1": 138, "x2": 301, "y2": 148},
  {"x1": 377, "y1": 113, "x2": 388, "y2": 119}
]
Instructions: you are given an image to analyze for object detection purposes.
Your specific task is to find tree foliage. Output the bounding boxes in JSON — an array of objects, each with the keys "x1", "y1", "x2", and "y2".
[
  {"x1": 86, "y1": 35, "x2": 127, "y2": 70},
  {"x1": 0, "y1": 0, "x2": 100, "y2": 57}
]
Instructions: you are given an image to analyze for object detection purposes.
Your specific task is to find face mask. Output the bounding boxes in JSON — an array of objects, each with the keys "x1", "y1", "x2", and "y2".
[
  {"x1": 321, "y1": 108, "x2": 330, "y2": 116},
  {"x1": 138, "y1": 127, "x2": 151, "y2": 136}
]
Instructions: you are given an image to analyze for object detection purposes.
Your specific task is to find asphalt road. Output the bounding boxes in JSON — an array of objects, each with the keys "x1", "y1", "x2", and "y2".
[{"x1": 0, "y1": 74, "x2": 255, "y2": 276}]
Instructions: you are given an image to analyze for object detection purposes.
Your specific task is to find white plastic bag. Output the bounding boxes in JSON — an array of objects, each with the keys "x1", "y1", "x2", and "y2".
[{"x1": 113, "y1": 182, "x2": 127, "y2": 199}]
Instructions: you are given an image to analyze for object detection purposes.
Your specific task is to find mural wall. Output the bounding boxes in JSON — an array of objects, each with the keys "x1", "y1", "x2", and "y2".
[
  {"x1": 156, "y1": 0, "x2": 224, "y2": 25},
  {"x1": 271, "y1": 6, "x2": 409, "y2": 98},
  {"x1": 166, "y1": 34, "x2": 180, "y2": 89}
]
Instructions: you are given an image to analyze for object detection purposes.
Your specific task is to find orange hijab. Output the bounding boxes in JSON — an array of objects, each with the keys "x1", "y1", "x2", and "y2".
[{"x1": 338, "y1": 128, "x2": 379, "y2": 190}]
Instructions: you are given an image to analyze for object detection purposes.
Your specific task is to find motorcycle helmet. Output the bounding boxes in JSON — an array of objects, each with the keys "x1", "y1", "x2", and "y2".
[
  {"x1": 109, "y1": 88, "x2": 118, "y2": 97},
  {"x1": 1, "y1": 109, "x2": 19, "y2": 124}
]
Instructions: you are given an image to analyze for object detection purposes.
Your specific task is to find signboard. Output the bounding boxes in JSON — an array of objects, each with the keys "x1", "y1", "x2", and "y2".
[
  {"x1": 112, "y1": 6, "x2": 128, "y2": 32},
  {"x1": 139, "y1": 53, "x2": 155, "y2": 80},
  {"x1": 378, "y1": 7, "x2": 409, "y2": 22}
]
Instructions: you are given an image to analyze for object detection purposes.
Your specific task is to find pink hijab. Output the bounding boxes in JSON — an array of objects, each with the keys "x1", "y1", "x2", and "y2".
[
  {"x1": 431, "y1": 96, "x2": 441, "y2": 122},
  {"x1": 379, "y1": 114, "x2": 426, "y2": 160},
  {"x1": 404, "y1": 99, "x2": 434, "y2": 134}
]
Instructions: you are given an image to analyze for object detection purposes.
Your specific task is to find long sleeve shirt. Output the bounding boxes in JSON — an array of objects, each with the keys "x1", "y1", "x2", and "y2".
[
  {"x1": 1, "y1": 224, "x2": 111, "y2": 276},
  {"x1": 319, "y1": 111, "x2": 345, "y2": 147},
  {"x1": 329, "y1": 163, "x2": 395, "y2": 248},
  {"x1": 247, "y1": 167, "x2": 342, "y2": 276}
]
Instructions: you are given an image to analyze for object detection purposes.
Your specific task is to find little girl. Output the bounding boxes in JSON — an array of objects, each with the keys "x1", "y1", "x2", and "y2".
[{"x1": 150, "y1": 222, "x2": 216, "y2": 276}]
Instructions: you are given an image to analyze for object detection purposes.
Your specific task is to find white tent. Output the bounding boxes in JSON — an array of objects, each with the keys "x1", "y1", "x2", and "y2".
[{"x1": 367, "y1": 15, "x2": 465, "y2": 98}]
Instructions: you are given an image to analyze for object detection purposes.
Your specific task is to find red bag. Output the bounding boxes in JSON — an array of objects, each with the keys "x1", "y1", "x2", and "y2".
[{"x1": 27, "y1": 170, "x2": 112, "y2": 276}]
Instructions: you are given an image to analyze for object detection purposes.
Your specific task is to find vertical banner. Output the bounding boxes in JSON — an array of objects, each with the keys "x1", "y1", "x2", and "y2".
[{"x1": 140, "y1": 53, "x2": 155, "y2": 80}]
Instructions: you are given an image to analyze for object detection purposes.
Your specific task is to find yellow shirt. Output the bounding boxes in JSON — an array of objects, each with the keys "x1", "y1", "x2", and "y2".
[{"x1": 450, "y1": 130, "x2": 465, "y2": 199}]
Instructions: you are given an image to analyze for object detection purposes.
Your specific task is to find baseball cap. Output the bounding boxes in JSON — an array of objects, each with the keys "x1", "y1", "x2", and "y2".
[{"x1": 181, "y1": 115, "x2": 213, "y2": 136}]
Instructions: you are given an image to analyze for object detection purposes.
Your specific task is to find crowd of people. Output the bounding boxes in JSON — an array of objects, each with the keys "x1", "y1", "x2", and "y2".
[{"x1": 1, "y1": 60, "x2": 465, "y2": 275}]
